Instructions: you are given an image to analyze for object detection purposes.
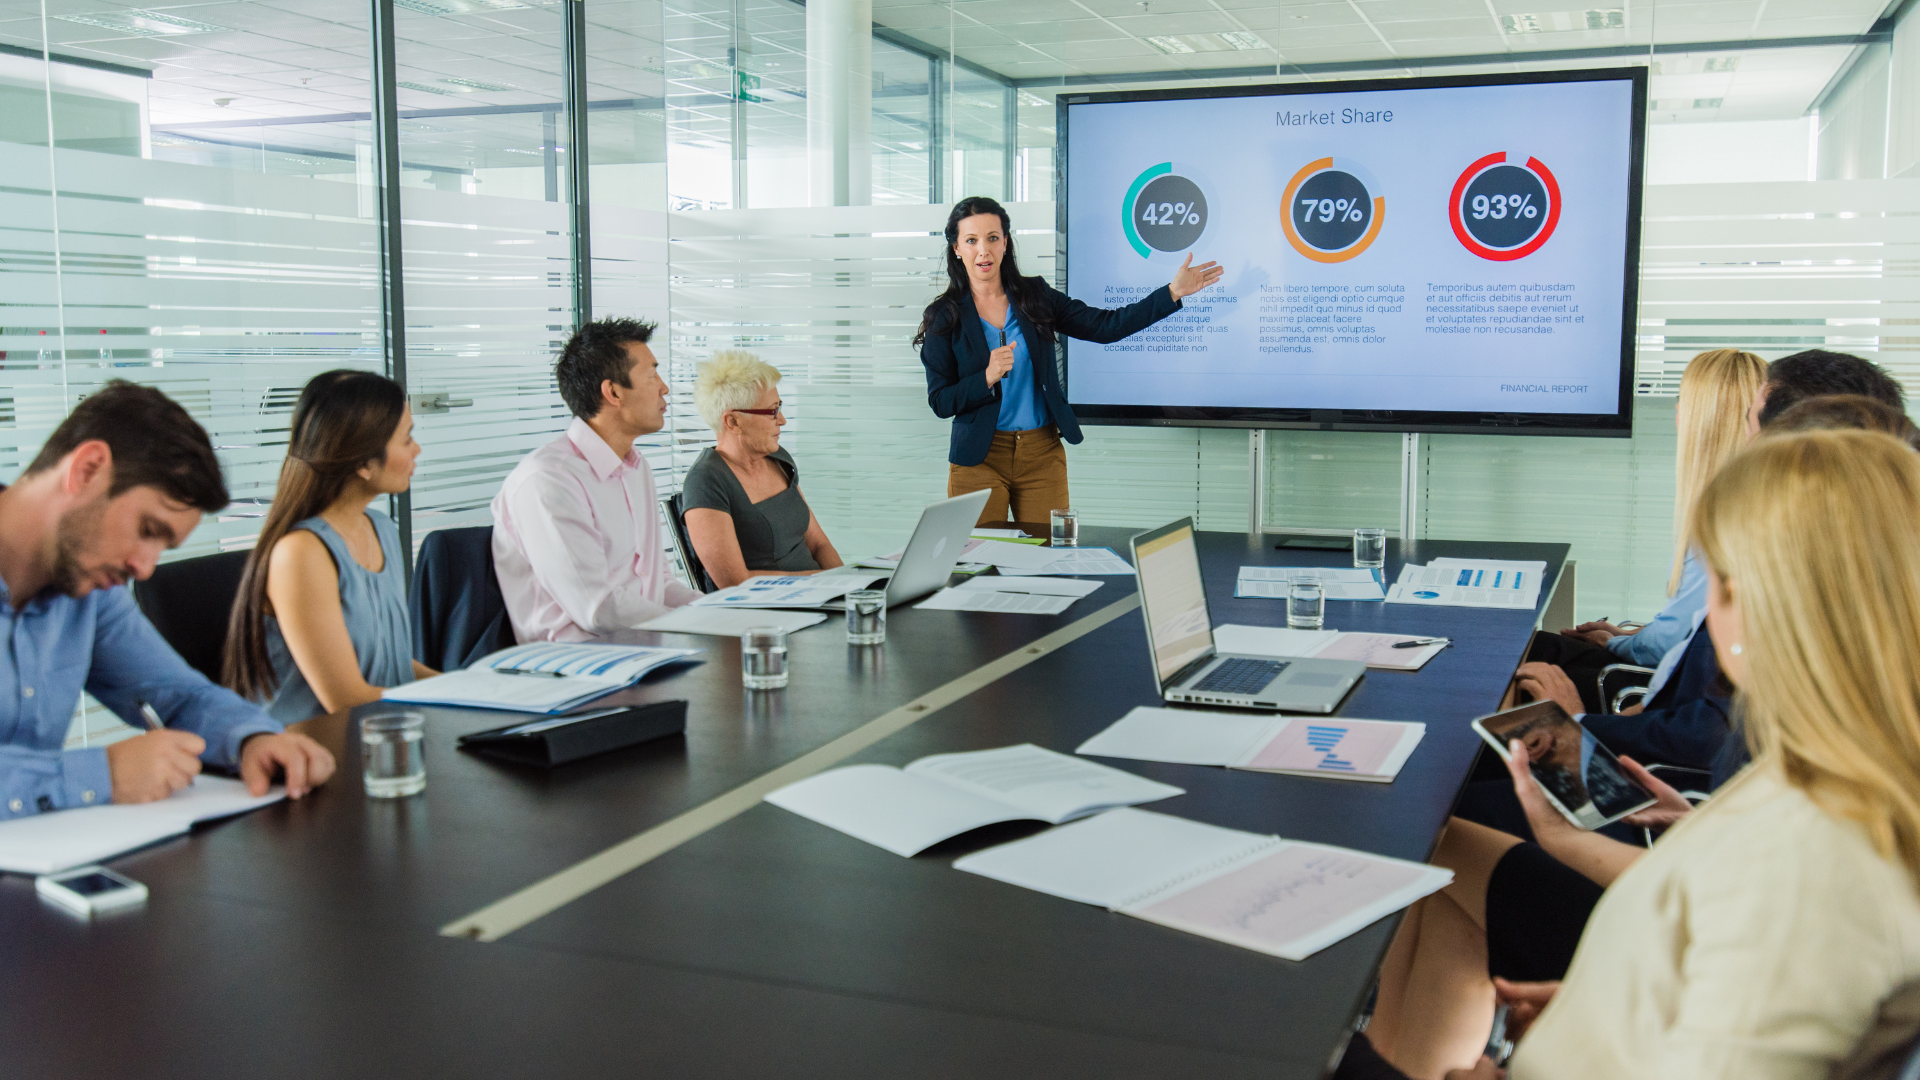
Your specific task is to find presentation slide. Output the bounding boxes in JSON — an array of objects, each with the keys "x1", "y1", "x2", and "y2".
[{"x1": 1063, "y1": 74, "x2": 1640, "y2": 423}]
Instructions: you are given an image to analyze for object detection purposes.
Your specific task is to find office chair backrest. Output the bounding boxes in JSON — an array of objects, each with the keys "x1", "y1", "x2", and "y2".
[
  {"x1": 133, "y1": 549, "x2": 251, "y2": 684},
  {"x1": 410, "y1": 525, "x2": 515, "y2": 671},
  {"x1": 662, "y1": 491, "x2": 714, "y2": 593},
  {"x1": 1833, "y1": 978, "x2": 1920, "y2": 1080}
]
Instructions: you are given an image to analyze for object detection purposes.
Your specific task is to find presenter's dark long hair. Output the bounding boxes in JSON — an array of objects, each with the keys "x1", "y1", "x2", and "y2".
[
  {"x1": 223, "y1": 369, "x2": 406, "y2": 701},
  {"x1": 913, "y1": 196, "x2": 1052, "y2": 348}
]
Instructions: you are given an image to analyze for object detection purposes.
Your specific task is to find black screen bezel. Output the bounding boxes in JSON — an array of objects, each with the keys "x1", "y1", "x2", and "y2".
[{"x1": 1054, "y1": 65, "x2": 1648, "y2": 438}]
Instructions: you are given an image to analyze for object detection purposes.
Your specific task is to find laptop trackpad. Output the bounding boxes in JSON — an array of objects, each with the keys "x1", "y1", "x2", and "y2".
[{"x1": 1286, "y1": 672, "x2": 1347, "y2": 689}]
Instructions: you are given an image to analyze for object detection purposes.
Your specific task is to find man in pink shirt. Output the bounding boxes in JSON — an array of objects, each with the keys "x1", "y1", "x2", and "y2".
[{"x1": 492, "y1": 318, "x2": 701, "y2": 642}]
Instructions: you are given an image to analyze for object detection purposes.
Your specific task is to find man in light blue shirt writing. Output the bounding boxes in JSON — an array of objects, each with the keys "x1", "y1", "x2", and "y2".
[{"x1": 0, "y1": 381, "x2": 334, "y2": 817}]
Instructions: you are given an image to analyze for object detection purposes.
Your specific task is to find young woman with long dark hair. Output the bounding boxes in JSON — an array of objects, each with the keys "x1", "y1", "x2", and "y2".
[
  {"x1": 223, "y1": 370, "x2": 434, "y2": 721},
  {"x1": 915, "y1": 196, "x2": 1222, "y2": 524}
]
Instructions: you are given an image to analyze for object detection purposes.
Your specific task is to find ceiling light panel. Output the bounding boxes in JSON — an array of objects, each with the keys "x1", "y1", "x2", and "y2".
[
  {"x1": 1217, "y1": 30, "x2": 1267, "y2": 50},
  {"x1": 392, "y1": 0, "x2": 557, "y2": 15},
  {"x1": 55, "y1": 9, "x2": 230, "y2": 35}
]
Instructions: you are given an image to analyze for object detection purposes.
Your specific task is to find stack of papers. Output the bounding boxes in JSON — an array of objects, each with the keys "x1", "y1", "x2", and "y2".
[
  {"x1": 954, "y1": 808, "x2": 1452, "y2": 961},
  {"x1": 916, "y1": 576, "x2": 1103, "y2": 615},
  {"x1": 383, "y1": 642, "x2": 702, "y2": 713},
  {"x1": 0, "y1": 776, "x2": 284, "y2": 874},
  {"x1": 969, "y1": 539, "x2": 1069, "y2": 572},
  {"x1": 691, "y1": 573, "x2": 887, "y2": 609},
  {"x1": 1235, "y1": 566, "x2": 1387, "y2": 601},
  {"x1": 1077, "y1": 706, "x2": 1426, "y2": 783},
  {"x1": 999, "y1": 546, "x2": 1135, "y2": 576},
  {"x1": 637, "y1": 607, "x2": 828, "y2": 637},
  {"x1": 1212, "y1": 625, "x2": 1448, "y2": 672},
  {"x1": 1387, "y1": 558, "x2": 1545, "y2": 610},
  {"x1": 764, "y1": 744, "x2": 1184, "y2": 856}
]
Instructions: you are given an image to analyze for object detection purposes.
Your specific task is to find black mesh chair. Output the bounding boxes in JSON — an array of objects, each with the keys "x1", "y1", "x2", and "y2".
[
  {"x1": 132, "y1": 550, "x2": 250, "y2": 683},
  {"x1": 661, "y1": 491, "x2": 715, "y2": 593}
]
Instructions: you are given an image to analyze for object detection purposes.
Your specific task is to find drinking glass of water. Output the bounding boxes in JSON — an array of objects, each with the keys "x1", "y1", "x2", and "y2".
[
  {"x1": 1288, "y1": 576, "x2": 1326, "y2": 630},
  {"x1": 845, "y1": 589, "x2": 887, "y2": 645},
  {"x1": 1353, "y1": 527, "x2": 1386, "y2": 569},
  {"x1": 741, "y1": 627, "x2": 789, "y2": 690},
  {"x1": 1050, "y1": 507, "x2": 1080, "y2": 547},
  {"x1": 361, "y1": 710, "x2": 426, "y2": 798}
]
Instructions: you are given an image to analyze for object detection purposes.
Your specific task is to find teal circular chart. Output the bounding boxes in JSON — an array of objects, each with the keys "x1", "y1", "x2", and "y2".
[{"x1": 1121, "y1": 163, "x2": 1214, "y2": 259}]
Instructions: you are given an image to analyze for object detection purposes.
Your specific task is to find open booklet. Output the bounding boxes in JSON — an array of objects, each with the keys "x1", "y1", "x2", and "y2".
[
  {"x1": 915, "y1": 576, "x2": 1104, "y2": 615},
  {"x1": 1235, "y1": 566, "x2": 1386, "y2": 601},
  {"x1": 763, "y1": 744, "x2": 1184, "y2": 856},
  {"x1": 690, "y1": 571, "x2": 889, "y2": 610},
  {"x1": 1213, "y1": 625, "x2": 1448, "y2": 672},
  {"x1": 954, "y1": 807, "x2": 1452, "y2": 961},
  {"x1": 383, "y1": 642, "x2": 702, "y2": 713},
  {"x1": 0, "y1": 776, "x2": 284, "y2": 874},
  {"x1": 1077, "y1": 707, "x2": 1425, "y2": 783}
]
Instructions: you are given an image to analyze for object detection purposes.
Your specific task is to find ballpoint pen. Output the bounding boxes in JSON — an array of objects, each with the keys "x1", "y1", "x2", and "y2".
[
  {"x1": 137, "y1": 700, "x2": 167, "y2": 730},
  {"x1": 1392, "y1": 637, "x2": 1451, "y2": 649},
  {"x1": 494, "y1": 667, "x2": 568, "y2": 679}
]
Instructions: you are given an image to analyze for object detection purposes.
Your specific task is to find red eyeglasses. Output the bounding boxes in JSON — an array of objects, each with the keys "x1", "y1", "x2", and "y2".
[{"x1": 731, "y1": 403, "x2": 784, "y2": 417}]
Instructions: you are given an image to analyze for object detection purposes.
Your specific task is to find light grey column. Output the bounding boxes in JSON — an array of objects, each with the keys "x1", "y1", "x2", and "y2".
[{"x1": 806, "y1": 0, "x2": 871, "y2": 206}]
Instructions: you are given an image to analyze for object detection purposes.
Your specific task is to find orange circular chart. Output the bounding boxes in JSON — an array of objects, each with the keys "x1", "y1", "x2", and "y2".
[{"x1": 1279, "y1": 157, "x2": 1385, "y2": 263}]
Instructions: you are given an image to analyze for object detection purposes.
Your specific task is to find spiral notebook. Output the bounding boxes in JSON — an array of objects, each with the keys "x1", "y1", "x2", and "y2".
[{"x1": 954, "y1": 808, "x2": 1452, "y2": 961}]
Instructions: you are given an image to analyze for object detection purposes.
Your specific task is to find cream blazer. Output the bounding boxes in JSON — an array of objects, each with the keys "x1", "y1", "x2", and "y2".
[{"x1": 1512, "y1": 763, "x2": 1920, "y2": 1079}]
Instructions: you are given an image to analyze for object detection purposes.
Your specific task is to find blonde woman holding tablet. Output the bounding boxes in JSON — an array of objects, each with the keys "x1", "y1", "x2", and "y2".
[{"x1": 1363, "y1": 430, "x2": 1920, "y2": 1079}]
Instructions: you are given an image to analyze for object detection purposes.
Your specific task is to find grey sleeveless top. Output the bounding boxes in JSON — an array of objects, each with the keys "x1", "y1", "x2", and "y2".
[
  {"x1": 680, "y1": 447, "x2": 821, "y2": 573},
  {"x1": 263, "y1": 511, "x2": 414, "y2": 722}
]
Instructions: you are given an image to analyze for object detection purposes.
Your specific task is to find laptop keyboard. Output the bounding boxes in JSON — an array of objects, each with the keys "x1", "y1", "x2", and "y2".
[{"x1": 1191, "y1": 657, "x2": 1288, "y2": 696}]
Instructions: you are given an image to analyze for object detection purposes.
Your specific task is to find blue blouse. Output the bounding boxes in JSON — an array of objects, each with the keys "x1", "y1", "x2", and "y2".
[{"x1": 982, "y1": 310, "x2": 1049, "y2": 431}]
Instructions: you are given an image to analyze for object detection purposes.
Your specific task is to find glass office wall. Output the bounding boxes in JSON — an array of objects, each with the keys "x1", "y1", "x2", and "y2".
[
  {"x1": 391, "y1": 1, "x2": 582, "y2": 538},
  {"x1": 1, "y1": 0, "x2": 383, "y2": 559},
  {"x1": 4, "y1": 0, "x2": 1916, "y2": 626}
]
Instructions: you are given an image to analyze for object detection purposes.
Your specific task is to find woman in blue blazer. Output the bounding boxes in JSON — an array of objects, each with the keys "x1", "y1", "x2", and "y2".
[{"x1": 915, "y1": 196, "x2": 1221, "y2": 524}]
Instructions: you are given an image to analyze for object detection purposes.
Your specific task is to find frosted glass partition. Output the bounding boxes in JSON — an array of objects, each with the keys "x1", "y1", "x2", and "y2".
[
  {"x1": 657, "y1": 198, "x2": 1249, "y2": 556},
  {"x1": 0, "y1": 140, "x2": 383, "y2": 559}
]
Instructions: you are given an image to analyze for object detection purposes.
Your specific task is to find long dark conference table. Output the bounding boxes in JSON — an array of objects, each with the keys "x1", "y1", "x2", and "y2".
[{"x1": 0, "y1": 527, "x2": 1566, "y2": 1079}]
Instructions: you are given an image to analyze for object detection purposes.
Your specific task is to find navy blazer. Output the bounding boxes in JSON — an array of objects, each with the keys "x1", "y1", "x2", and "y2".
[
  {"x1": 919, "y1": 280, "x2": 1183, "y2": 467},
  {"x1": 1583, "y1": 622, "x2": 1732, "y2": 775}
]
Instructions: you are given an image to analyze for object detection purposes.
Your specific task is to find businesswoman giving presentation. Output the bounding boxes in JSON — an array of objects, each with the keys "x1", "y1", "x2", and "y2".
[{"x1": 917, "y1": 195, "x2": 1224, "y2": 525}]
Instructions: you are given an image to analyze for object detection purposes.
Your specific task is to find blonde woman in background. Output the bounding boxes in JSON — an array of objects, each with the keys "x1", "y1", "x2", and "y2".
[
  {"x1": 682, "y1": 350, "x2": 843, "y2": 589},
  {"x1": 1358, "y1": 430, "x2": 1920, "y2": 1080},
  {"x1": 1517, "y1": 349, "x2": 1767, "y2": 713}
]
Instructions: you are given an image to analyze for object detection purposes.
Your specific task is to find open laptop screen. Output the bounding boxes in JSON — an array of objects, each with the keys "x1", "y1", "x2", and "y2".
[{"x1": 1134, "y1": 523, "x2": 1215, "y2": 686}]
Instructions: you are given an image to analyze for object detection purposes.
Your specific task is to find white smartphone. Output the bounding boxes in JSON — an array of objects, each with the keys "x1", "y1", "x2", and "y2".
[
  {"x1": 36, "y1": 866, "x2": 148, "y2": 917},
  {"x1": 1471, "y1": 700, "x2": 1657, "y2": 830}
]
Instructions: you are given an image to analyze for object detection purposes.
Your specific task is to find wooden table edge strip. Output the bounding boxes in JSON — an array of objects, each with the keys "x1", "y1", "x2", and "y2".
[{"x1": 440, "y1": 593, "x2": 1144, "y2": 943}]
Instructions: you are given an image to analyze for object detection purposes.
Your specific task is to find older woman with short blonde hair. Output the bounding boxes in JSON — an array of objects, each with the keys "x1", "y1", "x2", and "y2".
[{"x1": 681, "y1": 350, "x2": 842, "y2": 588}]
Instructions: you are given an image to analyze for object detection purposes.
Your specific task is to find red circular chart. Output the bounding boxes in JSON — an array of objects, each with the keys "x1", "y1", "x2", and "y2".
[{"x1": 1448, "y1": 153, "x2": 1561, "y2": 261}]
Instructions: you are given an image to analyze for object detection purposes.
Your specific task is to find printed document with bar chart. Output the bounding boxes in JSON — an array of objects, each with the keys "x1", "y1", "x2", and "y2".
[{"x1": 1077, "y1": 707, "x2": 1425, "y2": 783}]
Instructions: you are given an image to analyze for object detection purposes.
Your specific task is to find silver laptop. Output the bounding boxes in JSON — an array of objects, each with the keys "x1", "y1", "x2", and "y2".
[
  {"x1": 813, "y1": 489, "x2": 992, "y2": 608},
  {"x1": 1131, "y1": 517, "x2": 1364, "y2": 713}
]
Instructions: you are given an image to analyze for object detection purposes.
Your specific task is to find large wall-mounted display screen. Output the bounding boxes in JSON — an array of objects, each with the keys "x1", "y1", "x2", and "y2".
[{"x1": 1058, "y1": 68, "x2": 1646, "y2": 437}]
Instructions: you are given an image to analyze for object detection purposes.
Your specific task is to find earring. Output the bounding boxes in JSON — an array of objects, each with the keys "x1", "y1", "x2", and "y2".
[{"x1": 1729, "y1": 643, "x2": 1743, "y2": 656}]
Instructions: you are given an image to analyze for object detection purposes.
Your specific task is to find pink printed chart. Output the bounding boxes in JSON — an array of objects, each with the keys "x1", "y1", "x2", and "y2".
[
  {"x1": 1136, "y1": 845, "x2": 1430, "y2": 957},
  {"x1": 1245, "y1": 720, "x2": 1406, "y2": 776}
]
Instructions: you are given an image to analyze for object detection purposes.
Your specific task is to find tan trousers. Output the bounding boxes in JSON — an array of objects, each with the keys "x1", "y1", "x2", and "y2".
[{"x1": 947, "y1": 424, "x2": 1070, "y2": 525}]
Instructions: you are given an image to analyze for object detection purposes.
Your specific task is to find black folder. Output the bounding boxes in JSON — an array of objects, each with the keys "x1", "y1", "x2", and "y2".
[{"x1": 456, "y1": 700, "x2": 687, "y2": 767}]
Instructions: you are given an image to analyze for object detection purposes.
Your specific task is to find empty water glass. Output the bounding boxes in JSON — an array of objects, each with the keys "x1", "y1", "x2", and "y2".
[
  {"x1": 741, "y1": 627, "x2": 789, "y2": 690},
  {"x1": 361, "y1": 710, "x2": 426, "y2": 798},
  {"x1": 845, "y1": 589, "x2": 887, "y2": 645},
  {"x1": 1050, "y1": 507, "x2": 1080, "y2": 547},
  {"x1": 1288, "y1": 576, "x2": 1326, "y2": 630},
  {"x1": 1353, "y1": 527, "x2": 1386, "y2": 569}
]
